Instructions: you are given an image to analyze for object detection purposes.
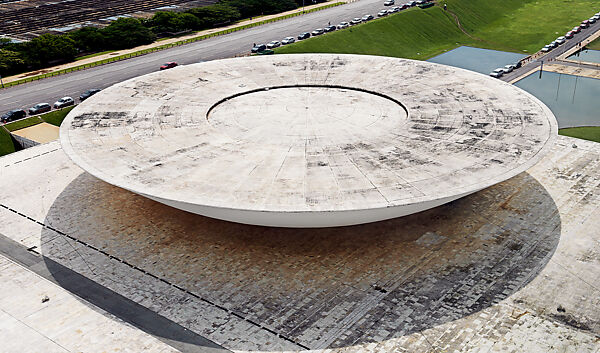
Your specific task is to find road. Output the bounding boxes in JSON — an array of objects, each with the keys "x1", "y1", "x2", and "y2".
[
  {"x1": 2, "y1": 0, "x2": 599, "y2": 114},
  {"x1": 0, "y1": 0, "x2": 389, "y2": 114},
  {"x1": 502, "y1": 19, "x2": 600, "y2": 82}
]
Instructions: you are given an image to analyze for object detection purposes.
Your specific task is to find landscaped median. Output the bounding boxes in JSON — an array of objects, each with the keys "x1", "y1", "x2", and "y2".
[
  {"x1": 0, "y1": 106, "x2": 75, "y2": 156},
  {"x1": 0, "y1": 1, "x2": 345, "y2": 89}
]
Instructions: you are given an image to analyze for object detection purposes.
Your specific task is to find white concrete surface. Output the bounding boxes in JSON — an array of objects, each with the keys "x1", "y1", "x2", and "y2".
[
  {"x1": 0, "y1": 135, "x2": 599, "y2": 352},
  {"x1": 60, "y1": 54, "x2": 558, "y2": 227}
]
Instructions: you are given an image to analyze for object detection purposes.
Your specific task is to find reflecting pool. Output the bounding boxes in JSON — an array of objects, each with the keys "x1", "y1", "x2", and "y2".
[
  {"x1": 427, "y1": 46, "x2": 527, "y2": 74},
  {"x1": 515, "y1": 71, "x2": 600, "y2": 128},
  {"x1": 567, "y1": 48, "x2": 600, "y2": 64}
]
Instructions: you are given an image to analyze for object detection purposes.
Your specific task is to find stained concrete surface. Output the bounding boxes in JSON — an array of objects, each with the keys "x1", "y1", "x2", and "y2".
[
  {"x1": 60, "y1": 54, "x2": 557, "y2": 226},
  {"x1": 0, "y1": 135, "x2": 599, "y2": 351}
]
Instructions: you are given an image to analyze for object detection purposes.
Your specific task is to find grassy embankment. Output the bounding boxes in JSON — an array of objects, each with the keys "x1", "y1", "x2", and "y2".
[
  {"x1": 559, "y1": 127, "x2": 600, "y2": 143},
  {"x1": 277, "y1": 0, "x2": 599, "y2": 59},
  {"x1": 587, "y1": 36, "x2": 600, "y2": 50},
  {"x1": 0, "y1": 106, "x2": 75, "y2": 156}
]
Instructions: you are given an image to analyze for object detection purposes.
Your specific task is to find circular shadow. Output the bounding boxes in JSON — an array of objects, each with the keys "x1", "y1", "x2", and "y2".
[{"x1": 41, "y1": 171, "x2": 561, "y2": 350}]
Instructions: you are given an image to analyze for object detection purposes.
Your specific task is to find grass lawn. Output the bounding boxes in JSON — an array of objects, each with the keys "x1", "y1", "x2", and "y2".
[
  {"x1": 0, "y1": 128, "x2": 15, "y2": 156},
  {"x1": 4, "y1": 116, "x2": 43, "y2": 132},
  {"x1": 75, "y1": 50, "x2": 115, "y2": 61},
  {"x1": 588, "y1": 37, "x2": 600, "y2": 50},
  {"x1": 559, "y1": 126, "x2": 600, "y2": 143},
  {"x1": 277, "y1": 0, "x2": 600, "y2": 59},
  {"x1": 40, "y1": 106, "x2": 75, "y2": 127}
]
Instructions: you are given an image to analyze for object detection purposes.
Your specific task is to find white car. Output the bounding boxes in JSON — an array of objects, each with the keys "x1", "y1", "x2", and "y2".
[
  {"x1": 53, "y1": 97, "x2": 74, "y2": 109},
  {"x1": 502, "y1": 64, "x2": 515, "y2": 73},
  {"x1": 541, "y1": 45, "x2": 552, "y2": 52},
  {"x1": 555, "y1": 36, "x2": 566, "y2": 44},
  {"x1": 384, "y1": 0, "x2": 394, "y2": 5},
  {"x1": 377, "y1": 10, "x2": 388, "y2": 16},
  {"x1": 350, "y1": 18, "x2": 362, "y2": 25},
  {"x1": 266, "y1": 41, "x2": 281, "y2": 49},
  {"x1": 338, "y1": 21, "x2": 349, "y2": 29},
  {"x1": 390, "y1": 6, "x2": 401, "y2": 12},
  {"x1": 362, "y1": 14, "x2": 374, "y2": 22},
  {"x1": 311, "y1": 28, "x2": 324, "y2": 36},
  {"x1": 281, "y1": 37, "x2": 295, "y2": 45}
]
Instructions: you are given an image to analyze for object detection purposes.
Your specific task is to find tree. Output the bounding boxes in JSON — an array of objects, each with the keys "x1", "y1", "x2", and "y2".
[
  {"x1": 69, "y1": 27, "x2": 106, "y2": 53},
  {"x1": 187, "y1": 4, "x2": 241, "y2": 29},
  {"x1": 101, "y1": 18, "x2": 156, "y2": 50},
  {"x1": 0, "y1": 48, "x2": 25, "y2": 75},
  {"x1": 147, "y1": 11, "x2": 200, "y2": 33},
  {"x1": 220, "y1": 0, "x2": 297, "y2": 18},
  {"x1": 24, "y1": 33, "x2": 78, "y2": 67}
]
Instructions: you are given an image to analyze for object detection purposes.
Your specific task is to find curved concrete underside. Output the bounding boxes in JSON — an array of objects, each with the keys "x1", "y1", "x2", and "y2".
[{"x1": 60, "y1": 54, "x2": 558, "y2": 227}]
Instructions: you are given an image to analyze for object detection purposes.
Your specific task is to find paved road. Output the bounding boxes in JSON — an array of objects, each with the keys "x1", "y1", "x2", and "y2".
[
  {"x1": 502, "y1": 19, "x2": 600, "y2": 82},
  {"x1": 0, "y1": 0, "x2": 390, "y2": 114}
]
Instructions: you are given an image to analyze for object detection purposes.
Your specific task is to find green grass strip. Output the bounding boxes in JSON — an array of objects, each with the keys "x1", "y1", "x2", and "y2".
[
  {"x1": 40, "y1": 106, "x2": 76, "y2": 127},
  {"x1": 0, "y1": 128, "x2": 16, "y2": 156},
  {"x1": 4, "y1": 116, "x2": 43, "y2": 132},
  {"x1": 559, "y1": 126, "x2": 600, "y2": 143},
  {"x1": 1, "y1": 1, "x2": 345, "y2": 89}
]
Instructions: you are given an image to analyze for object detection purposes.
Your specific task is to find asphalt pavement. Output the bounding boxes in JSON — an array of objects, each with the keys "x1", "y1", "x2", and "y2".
[{"x1": 0, "y1": 0, "x2": 388, "y2": 114}]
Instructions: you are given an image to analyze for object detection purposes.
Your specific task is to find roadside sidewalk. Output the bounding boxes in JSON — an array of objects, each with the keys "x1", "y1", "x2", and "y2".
[{"x1": 2, "y1": 0, "x2": 352, "y2": 84}]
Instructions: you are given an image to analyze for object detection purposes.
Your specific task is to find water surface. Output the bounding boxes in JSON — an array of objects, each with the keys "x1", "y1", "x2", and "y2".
[
  {"x1": 567, "y1": 48, "x2": 600, "y2": 64},
  {"x1": 515, "y1": 71, "x2": 600, "y2": 128},
  {"x1": 428, "y1": 46, "x2": 527, "y2": 74}
]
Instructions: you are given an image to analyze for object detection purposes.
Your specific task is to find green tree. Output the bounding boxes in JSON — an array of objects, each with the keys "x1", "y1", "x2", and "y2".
[
  {"x1": 24, "y1": 33, "x2": 78, "y2": 67},
  {"x1": 187, "y1": 4, "x2": 241, "y2": 29},
  {"x1": 0, "y1": 48, "x2": 25, "y2": 75},
  {"x1": 101, "y1": 18, "x2": 156, "y2": 50},
  {"x1": 147, "y1": 11, "x2": 200, "y2": 33},
  {"x1": 69, "y1": 27, "x2": 106, "y2": 53},
  {"x1": 220, "y1": 0, "x2": 297, "y2": 18}
]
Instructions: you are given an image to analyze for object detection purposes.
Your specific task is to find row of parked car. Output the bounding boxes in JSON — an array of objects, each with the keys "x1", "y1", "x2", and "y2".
[
  {"x1": 0, "y1": 89, "x2": 101, "y2": 124},
  {"x1": 251, "y1": 0, "x2": 427, "y2": 53},
  {"x1": 541, "y1": 12, "x2": 599, "y2": 53},
  {"x1": 489, "y1": 11, "x2": 600, "y2": 79}
]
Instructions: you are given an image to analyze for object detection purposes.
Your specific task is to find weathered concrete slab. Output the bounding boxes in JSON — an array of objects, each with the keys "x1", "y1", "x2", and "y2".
[
  {"x1": 0, "y1": 135, "x2": 598, "y2": 352},
  {"x1": 60, "y1": 54, "x2": 558, "y2": 227}
]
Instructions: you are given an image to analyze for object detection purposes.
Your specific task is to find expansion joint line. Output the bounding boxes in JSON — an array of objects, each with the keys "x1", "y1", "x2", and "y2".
[{"x1": 0, "y1": 203, "x2": 310, "y2": 351}]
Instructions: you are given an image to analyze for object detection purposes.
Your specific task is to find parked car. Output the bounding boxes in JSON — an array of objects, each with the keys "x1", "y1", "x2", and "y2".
[
  {"x1": 407, "y1": 0, "x2": 416, "y2": 6},
  {"x1": 267, "y1": 40, "x2": 281, "y2": 49},
  {"x1": 350, "y1": 17, "x2": 362, "y2": 25},
  {"x1": 160, "y1": 62, "x2": 178, "y2": 70},
  {"x1": 555, "y1": 36, "x2": 566, "y2": 45},
  {"x1": 572, "y1": 26, "x2": 581, "y2": 33},
  {"x1": 311, "y1": 28, "x2": 324, "y2": 36},
  {"x1": 384, "y1": 0, "x2": 394, "y2": 5},
  {"x1": 282, "y1": 37, "x2": 295, "y2": 45},
  {"x1": 565, "y1": 31, "x2": 574, "y2": 39},
  {"x1": 324, "y1": 25, "x2": 337, "y2": 32},
  {"x1": 28, "y1": 103, "x2": 51, "y2": 115},
  {"x1": 541, "y1": 45, "x2": 552, "y2": 52},
  {"x1": 580, "y1": 20, "x2": 589, "y2": 28},
  {"x1": 1, "y1": 109, "x2": 26, "y2": 123},
  {"x1": 592, "y1": 15, "x2": 600, "y2": 21},
  {"x1": 251, "y1": 44, "x2": 267, "y2": 52},
  {"x1": 400, "y1": 3, "x2": 409, "y2": 9},
  {"x1": 53, "y1": 97, "x2": 74, "y2": 109},
  {"x1": 390, "y1": 6, "x2": 401, "y2": 12},
  {"x1": 377, "y1": 10, "x2": 388, "y2": 16},
  {"x1": 338, "y1": 21, "x2": 349, "y2": 29},
  {"x1": 502, "y1": 64, "x2": 515, "y2": 73},
  {"x1": 489, "y1": 68, "x2": 504, "y2": 78},
  {"x1": 298, "y1": 32, "x2": 310, "y2": 40},
  {"x1": 362, "y1": 14, "x2": 374, "y2": 21},
  {"x1": 588, "y1": 17, "x2": 597, "y2": 23},
  {"x1": 79, "y1": 89, "x2": 101, "y2": 101}
]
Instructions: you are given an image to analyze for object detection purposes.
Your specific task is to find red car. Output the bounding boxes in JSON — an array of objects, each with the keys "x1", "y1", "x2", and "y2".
[
  {"x1": 580, "y1": 20, "x2": 589, "y2": 28},
  {"x1": 160, "y1": 62, "x2": 178, "y2": 70},
  {"x1": 572, "y1": 26, "x2": 581, "y2": 33},
  {"x1": 565, "y1": 31, "x2": 574, "y2": 39}
]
